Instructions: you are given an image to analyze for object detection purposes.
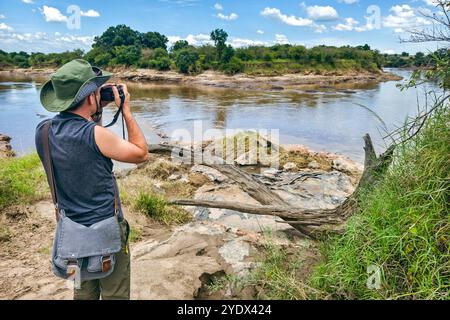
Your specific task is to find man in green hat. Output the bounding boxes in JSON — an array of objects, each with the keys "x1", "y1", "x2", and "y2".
[{"x1": 35, "y1": 59, "x2": 148, "y2": 300}]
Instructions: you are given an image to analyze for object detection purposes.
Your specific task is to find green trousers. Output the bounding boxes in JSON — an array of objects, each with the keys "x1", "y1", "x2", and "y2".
[{"x1": 73, "y1": 219, "x2": 131, "y2": 300}]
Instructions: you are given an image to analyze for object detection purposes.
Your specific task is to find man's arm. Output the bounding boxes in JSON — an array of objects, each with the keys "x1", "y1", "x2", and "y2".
[{"x1": 94, "y1": 83, "x2": 149, "y2": 164}]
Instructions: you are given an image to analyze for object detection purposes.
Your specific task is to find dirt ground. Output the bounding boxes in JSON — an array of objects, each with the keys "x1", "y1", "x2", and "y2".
[{"x1": 0, "y1": 200, "x2": 172, "y2": 300}]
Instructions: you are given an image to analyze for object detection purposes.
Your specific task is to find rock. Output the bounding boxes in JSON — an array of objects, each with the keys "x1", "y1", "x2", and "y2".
[
  {"x1": 283, "y1": 162, "x2": 297, "y2": 171},
  {"x1": 194, "y1": 184, "x2": 292, "y2": 233},
  {"x1": 130, "y1": 221, "x2": 259, "y2": 299},
  {"x1": 235, "y1": 151, "x2": 258, "y2": 166},
  {"x1": 307, "y1": 160, "x2": 320, "y2": 169},
  {"x1": 271, "y1": 171, "x2": 355, "y2": 209},
  {"x1": 0, "y1": 134, "x2": 11, "y2": 142},
  {"x1": 168, "y1": 174, "x2": 181, "y2": 181},
  {"x1": 261, "y1": 168, "x2": 280, "y2": 178},
  {"x1": 179, "y1": 174, "x2": 190, "y2": 184},
  {"x1": 0, "y1": 134, "x2": 14, "y2": 158},
  {"x1": 218, "y1": 239, "x2": 252, "y2": 275},
  {"x1": 152, "y1": 182, "x2": 165, "y2": 195},
  {"x1": 191, "y1": 164, "x2": 228, "y2": 183},
  {"x1": 331, "y1": 157, "x2": 363, "y2": 176}
]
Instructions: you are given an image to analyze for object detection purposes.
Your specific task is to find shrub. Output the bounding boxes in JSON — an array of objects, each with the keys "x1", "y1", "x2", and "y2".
[
  {"x1": 134, "y1": 193, "x2": 191, "y2": 225},
  {"x1": 222, "y1": 57, "x2": 244, "y2": 75}
]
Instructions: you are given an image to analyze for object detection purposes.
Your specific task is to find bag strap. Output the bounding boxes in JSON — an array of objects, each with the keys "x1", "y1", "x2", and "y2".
[
  {"x1": 41, "y1": 121, "x2": 60, "y2": 221},
  {"x1": 40, "y1": 120, "x2": 120, "y2": 221}
]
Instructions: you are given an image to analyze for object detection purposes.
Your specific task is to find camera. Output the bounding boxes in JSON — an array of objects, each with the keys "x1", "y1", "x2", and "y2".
[{"x1": 100, "y1": 85, "x2": 125, "y2": 104}]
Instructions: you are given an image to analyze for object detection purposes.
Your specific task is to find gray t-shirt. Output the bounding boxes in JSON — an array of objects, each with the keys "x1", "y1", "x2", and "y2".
[{"x1": 35, "y1": 112, "x2": 123, "y2": 226}]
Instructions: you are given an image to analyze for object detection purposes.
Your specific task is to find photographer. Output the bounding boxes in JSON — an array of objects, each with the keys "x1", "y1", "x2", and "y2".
[{"x1": 35, "y1": 59, "x2": 148, "y2": 300}]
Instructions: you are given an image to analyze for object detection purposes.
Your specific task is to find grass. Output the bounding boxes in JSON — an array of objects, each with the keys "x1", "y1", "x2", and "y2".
[
  {"x1": 0, "y1": 153, "x2": 47, "y2": 210},
  {"x1": 246, "y1": 241, "x2": 314, "y2": 300},
  {"x1": 134, "y1": 192, "x2": 192, "y2": 226},
  {"x1": 208, "y1": 231, "x2": 320, "y2": 300},
  {"x1": 0, "y1": 225, "x2": 11, "y2": 242},
  {"x1": 310, "y1": 102, "x2": 450, "y2": 300},
  {"x1": 129, "y1": 226, "x2": 143, "y2": 243}
]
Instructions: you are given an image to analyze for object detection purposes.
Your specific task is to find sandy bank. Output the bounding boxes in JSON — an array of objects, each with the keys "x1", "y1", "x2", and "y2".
[{"x1": 0, "y1": 68, "x2": 402, "y2": 91}]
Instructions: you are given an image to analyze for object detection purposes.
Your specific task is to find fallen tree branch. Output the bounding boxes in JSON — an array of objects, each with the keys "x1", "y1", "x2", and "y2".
[{"x1": 149, "y1": 133, "x2": 395, "y2": 238}]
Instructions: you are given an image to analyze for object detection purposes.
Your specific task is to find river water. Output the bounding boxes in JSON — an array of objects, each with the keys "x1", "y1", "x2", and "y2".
[{"x1": 0, "y1": 69, "x2": 435, "y2": 162}]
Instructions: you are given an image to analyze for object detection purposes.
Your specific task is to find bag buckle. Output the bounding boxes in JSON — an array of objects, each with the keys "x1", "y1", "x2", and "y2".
[
  {"x1": 102, "y1": 255, "x2": 112, "y2": 273},
  {"x1": 66, "y1": 260, "x2": 81, "y2": 289}
]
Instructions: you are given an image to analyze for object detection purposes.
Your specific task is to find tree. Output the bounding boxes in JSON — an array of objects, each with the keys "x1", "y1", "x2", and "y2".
[
  {"x1": 222, "y1": 56, "x2": 244, "y2": 75},
  {"x1": 210, "y1": 29, "x2": 228, "y2": 61},
  {"x1": 111, "y1": 45, "x2": 141, "y2": 66},
  {"x1": 174, "y1": 48, "x2": 199, "y2": 74},
  {"x1": 93, "y1": 25, "x2": 141, "y2": 49},
  {"x1": 84, "y1": 47, "x2": 112, "y2": 66},
  {"x1": 141, "y1": 31, "x2": 168, "y2": 50},
  {"x1": 221, "y1": 45, "x2": 234, "y2": 64},
  {"x1": 288, "y1": 45, "x2": 307, "y2": 61},
  {"x1": 414, "y1": 52, "x2": 426, "y2": 66},
  {"x1": 171, "y1": 40, "x2": 189, "y2": 52}
]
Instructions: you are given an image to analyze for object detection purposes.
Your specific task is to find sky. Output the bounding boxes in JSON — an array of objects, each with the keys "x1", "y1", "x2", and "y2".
[{"x1": 0, "y1": 0, "x2": 446, "y2": 54}]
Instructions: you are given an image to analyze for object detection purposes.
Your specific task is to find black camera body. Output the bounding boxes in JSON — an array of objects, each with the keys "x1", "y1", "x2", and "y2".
[{"x1": 100, "y1": 85, "x2": 125, "y2": 104}]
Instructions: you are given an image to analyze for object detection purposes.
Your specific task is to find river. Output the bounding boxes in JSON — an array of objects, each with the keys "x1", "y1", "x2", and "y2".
[{"x1": 0, "y1": 69, "x2": 435, "y2": 162}]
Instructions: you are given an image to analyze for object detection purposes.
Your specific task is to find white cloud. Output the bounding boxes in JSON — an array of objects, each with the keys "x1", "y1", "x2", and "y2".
[
  {"x1": 275, "y1": 34, "x2": 289, "y2": 44},
  {"x1": 216, "y1": 12, "x2": 238, "y2": 21},
  {"x1": 422, "y1": 0, "x2": 439, "y2": 6},
  {"x1": 40, "y1": 6, "x2": 100, "y2": 23},
  {"x1": 338, "y1": 0, "x2": 359, "y2": 4},
  {"x1": 306, "y1": 5, "x2": 339, "y2": 21},
  {"x1": 0, "y1": 31, "x2": 95, "y2": 52},
  {"x1": 0, "y1": 22, "x2": 13, "y2": 32},
  {"x1": 382, "y1": 5, "x2": 432, "y2": 33},
  {"x1": 0, "y1": 14, "x2": 5, "y2": 19},
  {"x1": 314, "y1": 24, "x2": 327, "y2": 33},
  {"x1": 382, "y1": 49, "x2": 396, "y2": 54},
  {"x1": 168, "y1": 34, "x2": 213, "y2": 47},
  {"x1": 261, "y1": 7, "x2": 313, "y2": 27},
  {"x1": 333, "y1": 17, "x2": 359, "y2": 31},
  {"x1": 22, "y1": 0, "x2": 34, "y2": 4},
  {"x1": 256, "y1": 29, "x2": 264, "y2": 35},
  {"x1": 214, "y1": 3, "x2": 223, "y2": 11},
  {"x1": 228, "y1": 37, "x2": 269, "y2": 47},
  {"x1": 81, "y1": 9, "x2": 100, "y2": 18},
  {"x1": 40, "y1": 6, "x2": 67, "y2": 22}
]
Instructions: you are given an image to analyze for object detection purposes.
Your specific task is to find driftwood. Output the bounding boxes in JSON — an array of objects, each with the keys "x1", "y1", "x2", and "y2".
[{"x1": 148, "y1": 134, "x2": 395, "y2": 238}]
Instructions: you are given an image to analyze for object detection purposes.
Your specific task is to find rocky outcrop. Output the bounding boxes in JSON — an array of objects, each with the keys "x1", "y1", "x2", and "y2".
[
  {"x1": 0, "y1": 134, "x2": 14, "y2": 158},
  {"x1": 131, "y1": 221, "x2": 260, "y2": 299}
]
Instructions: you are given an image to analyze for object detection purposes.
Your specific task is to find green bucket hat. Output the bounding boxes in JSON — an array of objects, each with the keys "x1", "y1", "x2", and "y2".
[{"x1": 40, "y1": 59, "x2": 112, "y2": 112}]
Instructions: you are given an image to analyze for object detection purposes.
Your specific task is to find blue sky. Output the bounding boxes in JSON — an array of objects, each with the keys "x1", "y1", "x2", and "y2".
[{"x1": 0, "y1": 0, "x2": 445, "y2": 54}]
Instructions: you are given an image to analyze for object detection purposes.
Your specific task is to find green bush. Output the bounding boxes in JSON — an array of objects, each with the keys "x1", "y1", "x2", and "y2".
[
  {"x1": 174, "y1": 48, "x2": 199, "y2": 74},
  {"x1": 110, "y1": 45, "x2": 141, "y2": 66},
  {"x1": 222, "y1": 57, "x2": 244, "y2": 75},
  {"x1": 134, "y1": 193, "x2": 191, "y2": 225},
  {"x1": 149, "y1": 57, "x2": 171, "y2": 71}
]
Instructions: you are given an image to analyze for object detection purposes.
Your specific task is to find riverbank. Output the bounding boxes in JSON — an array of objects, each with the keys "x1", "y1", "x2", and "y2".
[
  {"x1": 0, "y1": 133, "x2": 362, "y2": 299},
  {"x1": 0, "y1": 68, "x2": 402, "y2": 91}
]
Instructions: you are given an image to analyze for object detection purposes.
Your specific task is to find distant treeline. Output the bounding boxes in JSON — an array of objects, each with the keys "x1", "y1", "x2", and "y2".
[
  {"x1": 384, "y1": 49, "x2": 449, "y2": 68},
  {"x1": 0, "y1": 25, "x2": 446, "y2": 75}
]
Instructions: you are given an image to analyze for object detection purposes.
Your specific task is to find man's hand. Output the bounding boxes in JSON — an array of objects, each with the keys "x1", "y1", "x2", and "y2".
[
  {"x1": 112, "y1": 83, "x2": 131, "y2": 114},
  {"x1": 94, "y1": 82, "x2": 148, "y2": 164}
]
